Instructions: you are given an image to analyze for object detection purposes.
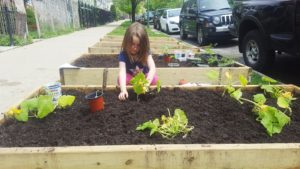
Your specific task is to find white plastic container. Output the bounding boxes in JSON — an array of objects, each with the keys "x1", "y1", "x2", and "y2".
[{"x1": 44, "y1": 82, "x2": 62, "y2": 104}]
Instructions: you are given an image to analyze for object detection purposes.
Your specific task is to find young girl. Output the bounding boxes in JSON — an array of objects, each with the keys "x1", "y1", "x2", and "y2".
[{"x1": 118, "y1": 22, "x2": 158, "y2": 100}]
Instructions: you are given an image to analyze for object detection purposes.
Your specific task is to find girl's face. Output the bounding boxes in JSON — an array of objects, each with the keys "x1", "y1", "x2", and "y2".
[{"x1": 129, "y1": 36, "x2": 140, "y2": 55}]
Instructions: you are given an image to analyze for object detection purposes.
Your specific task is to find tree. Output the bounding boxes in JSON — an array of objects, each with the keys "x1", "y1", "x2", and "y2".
[{"x1": 113, "y1": 0, "x2": 144, "y2": 22}]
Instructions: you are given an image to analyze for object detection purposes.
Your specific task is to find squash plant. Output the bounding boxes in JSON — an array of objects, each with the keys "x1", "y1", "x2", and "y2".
[
  {"x1": 130, "y1": 72, "x2": 161, "y2": 101},
  {"x1": 136, "y1": 109, "x2": 194, "y2": 139},
  {"x1": 224, "y1": 73, "x2": 295, "y2": 136},
  {"x1": 6, "y1": 95, "x2": 75, "y2": 122}
]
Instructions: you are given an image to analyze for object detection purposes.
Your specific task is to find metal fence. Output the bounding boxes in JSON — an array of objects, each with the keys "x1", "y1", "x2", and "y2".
[
  {"x1": 78, "y1": 1, "x2": 113, "y2": 28},
  {"x1": 0, "y1": 1, "x2": 16, "y2": 45}
]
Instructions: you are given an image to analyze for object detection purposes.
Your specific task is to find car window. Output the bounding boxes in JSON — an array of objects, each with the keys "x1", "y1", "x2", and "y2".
[
  {"x1": 198, "y1": 0, "x2": 230, "y2": 11},
  {"x1": 162, "y1": 11, "x2": 167, "y2": 18},
  {"x1": 168, "y1": 9, "x2": 181, "y2": 17}
]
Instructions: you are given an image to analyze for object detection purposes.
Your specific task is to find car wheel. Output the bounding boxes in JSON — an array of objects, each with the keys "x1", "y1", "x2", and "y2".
[
  {"x1": 166, "y1": 24, "x2": 170, "y2": 34},
  {"x1": 197, "y1": 27, "x2": 208, "y2": 46},
  {"x1": 242, "y1": 30, "x2": 275, "y2": 72},
  {"x1": 180, "y1": 24, "x2": 187, "y2": 39}
]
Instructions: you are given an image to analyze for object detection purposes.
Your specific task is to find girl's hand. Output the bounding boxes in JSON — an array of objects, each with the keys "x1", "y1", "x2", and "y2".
[{"x1": 118, "y1": 90, "x2": 128, "y2": 100}]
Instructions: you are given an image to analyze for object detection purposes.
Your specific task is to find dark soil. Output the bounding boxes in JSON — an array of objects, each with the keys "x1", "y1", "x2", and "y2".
[
  {"x1": 71, "y1": 54, "x2": 237, "y2": 68},
  {"x1": 1, "y1": 88, "x2": 300, "y2": 147}
]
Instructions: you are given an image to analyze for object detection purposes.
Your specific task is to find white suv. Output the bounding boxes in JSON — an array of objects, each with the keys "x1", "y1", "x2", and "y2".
[{"x1": 159, "y1": 8, "x2": 181, "y2": 34}]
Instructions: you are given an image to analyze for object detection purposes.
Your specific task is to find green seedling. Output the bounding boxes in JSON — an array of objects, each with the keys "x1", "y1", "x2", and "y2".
[
  {"x1": 136, "y1": 109, "x2": 194, "y2": 139},
  {"x1": 130, "y1": 72, "x2": 161, "y2": 101},
  {"x1": 6, "y1": 95, "x2": 75, "y2": 122},
  {"x1": 224, "y1": 72, "x2": 294, "y2": 136}
]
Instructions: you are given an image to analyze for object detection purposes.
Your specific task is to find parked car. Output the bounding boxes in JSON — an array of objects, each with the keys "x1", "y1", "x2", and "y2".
[
  {"x1": 179, "y1": 0, "x2": 234, "y2": 45},
  {"x1": 159, "y1": 8, "x2": 181, "y2": 34},
  {"x1": 229, "y1": 0, "x2": 300, "y2": 71},
  {"x1": 153, "y1": 8, "x2": 167, "y2": 30},
  {"x1": 141, "y1": 11, "x2": 154, "y2": 25},
  {"x1": 135, "y1": 14, "x2": 143, "y2": 23}
]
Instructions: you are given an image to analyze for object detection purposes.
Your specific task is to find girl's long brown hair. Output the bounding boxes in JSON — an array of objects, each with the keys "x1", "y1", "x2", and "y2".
[{"x1": 122, "y1": 22, "x2": 150, "y2": 65}]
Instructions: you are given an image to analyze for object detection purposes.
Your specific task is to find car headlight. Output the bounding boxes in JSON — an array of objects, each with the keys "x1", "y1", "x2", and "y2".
[
  {"x1": 212, "y1": 16, "x2": 220, "y2": 25},
  {"x1": 169, "y1": 21, "x2": 178, "y2": 25}
]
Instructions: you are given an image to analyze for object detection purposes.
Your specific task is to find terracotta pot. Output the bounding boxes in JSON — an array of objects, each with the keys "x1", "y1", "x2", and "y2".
[{"x1": 85, "y1": 91, "x2": 104, "y2": 113}]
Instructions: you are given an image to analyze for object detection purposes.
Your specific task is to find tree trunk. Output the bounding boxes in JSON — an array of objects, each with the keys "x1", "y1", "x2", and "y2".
[{"x1": 131, "y1": 1, "x2": 136, "y2": 22}]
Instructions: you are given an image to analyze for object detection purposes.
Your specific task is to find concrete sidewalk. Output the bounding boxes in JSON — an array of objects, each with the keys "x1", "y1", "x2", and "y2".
[{"x1": 0, "y1": 20, "x2": 125, "y2": 114}]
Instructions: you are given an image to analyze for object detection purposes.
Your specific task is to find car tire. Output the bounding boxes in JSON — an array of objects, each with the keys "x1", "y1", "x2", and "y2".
[
  {"x1": 197, "y1": 27, "x2": 208, "y2": 46},
  {"x1": 242, "y1": 30, "x2": 275, "y2": 72},
  {"x1": 166, "y1": 24, "x2": 170, "y2": 34},
  {"x1": 158, "y1": 23, "x2": 161, "y2": 31},
  {"x1": 180, "y1": 24, "x2": 187, "y2": 39}
]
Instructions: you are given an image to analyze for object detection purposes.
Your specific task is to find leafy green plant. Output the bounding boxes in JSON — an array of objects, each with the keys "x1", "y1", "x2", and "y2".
[
  {"x1": 6, "y1": 95, "x2": 75, "y2": 122},
  {"x1": 224, "y1": 73, "x2": 295, "y2": 136},
  {"x1": 136, "y1": 109, "x2": 194, "y2": 139},
  {"x1": 260, "y1": 77, "x2": 296, "y2": 113},
  {"x1": 130, "y1": 72, "x2": 161, "y2": 101}
]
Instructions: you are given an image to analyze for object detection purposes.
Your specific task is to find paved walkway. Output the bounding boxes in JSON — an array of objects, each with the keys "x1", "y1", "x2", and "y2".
[{"x1": 0, "y1": 20, "x2": 125, "y2": 114}]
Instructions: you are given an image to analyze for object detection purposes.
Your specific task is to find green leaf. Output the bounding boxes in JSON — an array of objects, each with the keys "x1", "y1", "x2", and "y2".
[
  {"x1": 174, "y1": 109, "x2": 188, "y2": 125},
  {"x1": 253, "y1": 94, "x2": 266, "y2": 105},
  {"x1": 262, "y1": 76, "x2": 277, "y2": 84},
  {"x1": 130, "y1": 72, "x2": 149, "y2": 96},
  {"x1": 261, "y1": 85, "x2": 274, "y2": 94},
  {"x1": 277, "y1": 96, "x2": 290, "y2": 109},
  {"x1": 14, "y1": 109, "x2": 28, "y2": 122},
  {"x1": 206, "y1": 70, "x2": 219, "y2": 80},
  {"x1": 36, "y1": 95, "x2": 55, "y2": 119},
  {"x1": 156, "y1": 80, "x2": 161, "y2": 93},
  {"x1": 274, "y1": 109, "x2": 290, "y2": 126},
  {"x1": 239, "y1": 75, "x2": 248, "y2": 87},
  {"x1": 58, "y1": 95, "x2": 75, "y2": 109},
  {"x1": 230, "y1": 89, "x2": 242, "y2": 102}
]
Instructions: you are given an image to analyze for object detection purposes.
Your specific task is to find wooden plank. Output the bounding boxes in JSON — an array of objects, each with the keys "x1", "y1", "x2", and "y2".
[
  {"x1": 103, "y1": 35, "x2": 177, "y2": 42},
  {"x1": 60, "y1": 66, "x2": 251, "y2": 85},
  {"x1": 0, "y1": 138, "x2": 300, "y2": 169}
]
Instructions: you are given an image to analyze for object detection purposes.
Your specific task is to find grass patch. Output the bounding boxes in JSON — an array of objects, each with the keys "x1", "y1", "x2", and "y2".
[
  {"x1": 250, "y1": 72, "x2": 279, "y2": 85},
  {"x1": 0, "y1": 34, "x2": 33, "y2": 46},
  {"x1": 108, "y1": 21, "x2": 167, "y2": 37}
]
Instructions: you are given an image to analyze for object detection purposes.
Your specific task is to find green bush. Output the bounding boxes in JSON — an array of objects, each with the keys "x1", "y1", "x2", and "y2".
[
  {"x1": 26, "y1": 7, "x2": 37, "y2": 31},
  {"x1": 0, "y1": 34, "x2": 32, "y2": 46}
]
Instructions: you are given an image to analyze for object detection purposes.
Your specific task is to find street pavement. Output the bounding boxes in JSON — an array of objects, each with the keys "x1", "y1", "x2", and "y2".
[{"x1": 0, "y1": 20, "x2": 125, "y2": 115}]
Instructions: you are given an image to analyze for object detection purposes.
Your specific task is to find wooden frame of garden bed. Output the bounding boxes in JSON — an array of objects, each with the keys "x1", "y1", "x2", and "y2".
[
  {"x1": 1, "y1": 85, "x2": 300, "y2": 169},
  {"x1": 59, "y1": 54, "x2": 251, "y2": 85},
  {"x1": 102, "y1": 35, "x2": 177, "y2": 42}
]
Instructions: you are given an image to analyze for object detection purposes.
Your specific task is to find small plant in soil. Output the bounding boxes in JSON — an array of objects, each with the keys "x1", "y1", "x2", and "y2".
[
  {"x1": 260, "y1": 77, "x2": 296, "y2": 113},
  {"x1": 224, "y1": 72, "x2": 295, "y2": 136},
  {"x1": 130, "y1": 72, "x2": 161, "y2": 101},
  {"x1": 201, "y1": 45, "x2": 235, "y2": 67},
  {"x1": 136, "y1": 108, "x2": 194, "y2": 139},
  {"x1": 6, "y1": 95, "x2": 75, "y2": 122}
]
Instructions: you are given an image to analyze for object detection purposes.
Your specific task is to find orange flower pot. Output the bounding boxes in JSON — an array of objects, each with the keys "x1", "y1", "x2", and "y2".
[{"x1": 85, "y1": 91, "x2": 104, "y2": 113}]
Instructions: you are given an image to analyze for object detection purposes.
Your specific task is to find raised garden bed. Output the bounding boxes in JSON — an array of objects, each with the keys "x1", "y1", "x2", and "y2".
[
  {"x1": 0, "y1": 85, "x2": 300, "y2": 169},
  {"x1": 59, "y1": 54, "x2": 251, "y2": 85},
  {"x1": 102, "y1": 35, "x2": 177, "y2": 42},
  {"x1": 88, "y1": 45, "x2": 200, "y2": 55}
]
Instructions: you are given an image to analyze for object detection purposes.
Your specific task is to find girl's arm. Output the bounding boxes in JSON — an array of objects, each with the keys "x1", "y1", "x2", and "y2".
[
  {"x1": 146, "y1": 54, "x2": 156, "y2": 84},
  {"x1": 119, "y1": 62, "x2": 128, "y2": 100}
]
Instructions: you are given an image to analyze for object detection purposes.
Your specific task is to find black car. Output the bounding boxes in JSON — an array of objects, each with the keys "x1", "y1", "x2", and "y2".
[
  {"x1": 153, "y1": 8, "x2": 167, "y2": 30},
  {"x1": 179, "y1": 0, "x2": 234, "y2": 45},
  {"x1": 230, "y1": 0, "x2": 300, "y2": 71}
]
